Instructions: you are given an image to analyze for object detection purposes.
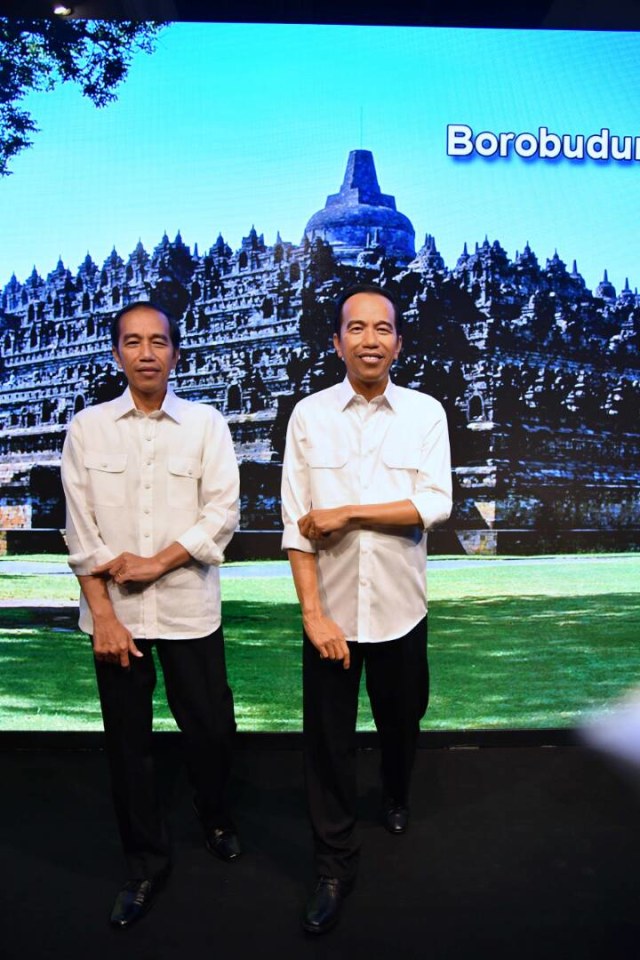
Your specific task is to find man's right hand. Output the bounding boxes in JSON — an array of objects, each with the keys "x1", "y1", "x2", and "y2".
[
  {"x1": 92, "y1": 614, "x2": 143, "y2": 669},
  {"x1": 303, "y1": 613, "x2": 350, "y2": 669}
]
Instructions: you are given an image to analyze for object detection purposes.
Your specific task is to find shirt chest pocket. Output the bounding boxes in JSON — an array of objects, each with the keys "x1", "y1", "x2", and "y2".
[
  {"x1": 167, "y1": 456, "x2": 202, "y2": 510},
  {"x1": 382, "y1": 440, "x2": 421, "y2": 493},
  {"x1": 305, "y1": 444, "x2": 348, "y2": 469},
  {"x1": 305, "y1": 443, "x2": 349, "y2": 505},
  {"x1": 84, "y1": 452, "x2": 128, "y2": 507}
]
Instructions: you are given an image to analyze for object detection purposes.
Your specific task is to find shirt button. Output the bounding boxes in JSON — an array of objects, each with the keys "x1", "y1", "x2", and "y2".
[
  {"x1": 144, "y1": 483, "x2": 151, "y2": 489},
  {"x1": 144, "y1": 532, "x2": 150, "y2": 538}
]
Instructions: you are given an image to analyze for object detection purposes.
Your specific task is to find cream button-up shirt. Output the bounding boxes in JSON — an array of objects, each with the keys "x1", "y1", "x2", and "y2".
[
  {"x1": 61, "y1": 387, "x2": 239, "y2": 639},
  {"x1": 281, "y1": 378, "x2": 452, "y2": 643}
]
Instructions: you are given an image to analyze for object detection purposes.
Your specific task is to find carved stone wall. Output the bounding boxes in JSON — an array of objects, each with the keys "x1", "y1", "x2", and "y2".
[{"x1": 1, "y1": 152, "x2": 639, "y2": 551}]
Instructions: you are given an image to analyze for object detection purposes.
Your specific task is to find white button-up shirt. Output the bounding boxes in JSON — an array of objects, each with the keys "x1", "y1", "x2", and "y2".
[
  {"x1": 281, "y1": 378, "x2": 452, "y2": 643},
  {"x1": 61, "y1": 387, "x2": 239, "y2": 639}
]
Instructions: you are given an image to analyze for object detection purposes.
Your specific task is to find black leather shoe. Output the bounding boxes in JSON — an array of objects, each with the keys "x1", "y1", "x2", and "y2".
[
  {"x1": 193, "y1": 797, "x2": 242, "y2": 862},
  {"x1": 109, "y1": 873, "x2": 167, "y2": 928},
  {"x1": 302, "y1": 877, "x2": 351, "y2": 935},
  {"x1": 205, "y1": 827, "x2": 242, "y2": 862},
  {"x1": 384, "y1": 802, "x2": 409, "y2": 835}
]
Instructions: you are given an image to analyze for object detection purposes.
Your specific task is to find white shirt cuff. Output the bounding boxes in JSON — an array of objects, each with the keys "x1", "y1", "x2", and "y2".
[
  {"x1": 281, "y1": 527, "x2": 316, "y2": 553},
  {"x1": 177, "y1": 528, "x2": 224, "y2": 566},
  {"x1": 67, "y1": 543, "x2": 116, "y2": 576},
  {"x1": 410, "y1": 492, "x2": 452, "y2": 531}
]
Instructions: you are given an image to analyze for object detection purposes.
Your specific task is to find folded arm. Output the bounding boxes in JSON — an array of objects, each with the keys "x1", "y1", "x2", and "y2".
[
  {"x1": 91, "y1": 541, "x2": 191, "y2": 584},
  {"x1": 297, "y1": 499, "x2": 421, "y2": 540}
]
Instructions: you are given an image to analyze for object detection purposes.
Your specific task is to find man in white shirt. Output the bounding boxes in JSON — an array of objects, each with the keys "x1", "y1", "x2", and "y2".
[
  {"x1": 281, "y1": 284, "x2": 452, "y2": 934},
  {"x1": 61, "y1": 301, "x2": 240, "y2": 928}
]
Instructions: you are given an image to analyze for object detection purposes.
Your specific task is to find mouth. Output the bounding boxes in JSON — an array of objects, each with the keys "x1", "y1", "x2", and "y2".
[{"x1": 358, "y1": 354, "x2": 384, "y2": 365}]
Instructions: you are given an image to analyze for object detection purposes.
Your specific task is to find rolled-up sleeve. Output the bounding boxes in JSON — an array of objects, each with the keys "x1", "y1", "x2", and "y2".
[
  {"x1": 281, "y1": 404, "x2": 315, "y2": 554},
  {"x1": 61, "y1": 417, "x2": 116, "y2": 576},
  {"x1": 409, "y1": 408, "x2": 453, "y2": 530},
  {"x1": 176, "y1": 411, "x2": 239, "y2": 565}
]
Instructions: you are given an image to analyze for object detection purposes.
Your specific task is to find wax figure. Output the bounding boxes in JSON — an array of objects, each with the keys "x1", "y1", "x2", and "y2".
[
  {"x1": 61, "y1": 301, "x2": 240, "y2": 928},
  {"x1": 281, "y1": 284, "x2": 452, "y2": 934}
]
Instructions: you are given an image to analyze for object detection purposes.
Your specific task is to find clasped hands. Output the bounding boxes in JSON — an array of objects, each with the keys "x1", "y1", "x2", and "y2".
[
  {"x1": 297, "y1": 506, "x2": 351, "y2": 541},
  {"x1": 91, "y1": 552, "x2": 163, "y2": 586}
]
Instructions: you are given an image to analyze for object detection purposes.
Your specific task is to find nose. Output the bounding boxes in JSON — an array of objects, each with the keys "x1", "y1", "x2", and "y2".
[
  {"x1": 362, "y1": 324, "x2": 378, "y2": 345},
  {"x1": 140, "y1": 338, "x2": 155, "y2": 359}
]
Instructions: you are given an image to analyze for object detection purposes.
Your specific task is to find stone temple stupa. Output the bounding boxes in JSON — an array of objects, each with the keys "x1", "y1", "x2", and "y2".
[{"x1": 304, "y1": 149, "x2": 415, "y2": 265}]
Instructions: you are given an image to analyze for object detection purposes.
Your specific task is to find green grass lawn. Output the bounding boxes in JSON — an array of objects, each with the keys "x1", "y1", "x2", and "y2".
[{"x1": 1, "y1": 555, "x2": 639, "y2": 732}]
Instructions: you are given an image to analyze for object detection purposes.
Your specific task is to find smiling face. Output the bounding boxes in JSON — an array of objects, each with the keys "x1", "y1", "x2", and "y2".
[
  {"x1": 333, "y1": 291, "x2": 402, "y2": 400},
  {"x1": 112, "y1": 306, "x2": 179, "y2": 412}
]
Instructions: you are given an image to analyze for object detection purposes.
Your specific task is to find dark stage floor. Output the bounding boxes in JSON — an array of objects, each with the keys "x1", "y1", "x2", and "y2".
[{"x1": 1, "y1": 740, "x2": 638, "y2": 960}]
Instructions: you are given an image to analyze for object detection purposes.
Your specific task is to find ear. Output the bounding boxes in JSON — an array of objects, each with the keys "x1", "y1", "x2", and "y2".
[
  {"x1": 112, "y1": 346, "x2": 122, "y2": 369},
  {"x1": 332, "y1": 332, "x2": 343, "y2": 360},
  {"x1": 171, "y1": 349, "x2": 180, "y2": 371},
  {"x1": 394, "y1": 334, "x2": 403, "y2": 360}
]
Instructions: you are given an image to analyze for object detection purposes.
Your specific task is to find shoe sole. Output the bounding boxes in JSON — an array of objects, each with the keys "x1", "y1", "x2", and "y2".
[
  {"x1": 302, "y1": 916, "x2": 340, "y2": 935},
  {"x1": 205, "y1": 840, "x2": 242, "y2": 863}
]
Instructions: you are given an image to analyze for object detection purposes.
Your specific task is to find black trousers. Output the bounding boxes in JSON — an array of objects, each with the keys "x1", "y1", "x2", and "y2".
[
  {"x1": 93, "y1": 628, "x2": 236, "y2": 880},
  {"x1": 303, "y1": 617, "x2": 429, "y2": 882}
]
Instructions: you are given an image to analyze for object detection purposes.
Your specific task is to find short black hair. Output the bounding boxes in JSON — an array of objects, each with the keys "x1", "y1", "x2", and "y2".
[
  {"x1": 333, "y1": 284, "x2": 402, "y2": 337},
  {"x1": 110, "y1": 300, "x2": 181, "y2": 351}
]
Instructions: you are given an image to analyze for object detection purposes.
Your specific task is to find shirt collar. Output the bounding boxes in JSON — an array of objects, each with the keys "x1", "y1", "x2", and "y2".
[
  {"x1": 337, "y1": 376, "x2": 398, "y2": 412},
  {"x1": 111, "y1": 385, "x2": 182, "y2": 423},
  {"x1": 160, "y1": 386, "x2": 183, "y2": 422}
]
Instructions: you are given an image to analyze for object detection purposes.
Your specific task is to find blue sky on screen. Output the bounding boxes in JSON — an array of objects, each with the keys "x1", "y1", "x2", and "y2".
[{"x1": 2, "y1": 22, "x2": 639, "y2": 292}]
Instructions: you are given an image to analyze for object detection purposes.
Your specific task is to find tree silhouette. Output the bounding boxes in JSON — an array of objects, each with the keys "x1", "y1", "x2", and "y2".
[{"x1": 0, "y1": 18, "x2": 166, "y2": 176}]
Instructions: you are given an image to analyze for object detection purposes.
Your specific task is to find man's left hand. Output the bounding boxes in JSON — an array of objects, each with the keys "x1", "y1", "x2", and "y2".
[
  {"x1": 92, "y1": 552, "x2": 163, "y2": 585},
  {"x1": 298, "y1": 507, "x2": 351, "y2": 540}
]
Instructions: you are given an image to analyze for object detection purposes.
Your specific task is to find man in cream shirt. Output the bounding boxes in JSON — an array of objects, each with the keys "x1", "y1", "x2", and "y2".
[
  {"x1": 281, "y1": 284, "x2": 452, "y2": 934},
  {"x1": 61, "y1": 301, "x2": 240, "y2": 928}
]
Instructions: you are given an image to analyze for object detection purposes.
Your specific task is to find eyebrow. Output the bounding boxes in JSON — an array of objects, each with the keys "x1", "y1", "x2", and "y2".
[
  {"x1": 345, "y1": 319, "x2": 394, "y2": 329},
  {"x1": 122, "y1": 333, "x2": 170, "y2": 342}
]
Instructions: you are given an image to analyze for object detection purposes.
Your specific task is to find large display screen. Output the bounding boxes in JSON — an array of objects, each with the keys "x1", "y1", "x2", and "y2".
[{"x1": 0, "y1": 20, "x2": 638, "y2": 733}]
